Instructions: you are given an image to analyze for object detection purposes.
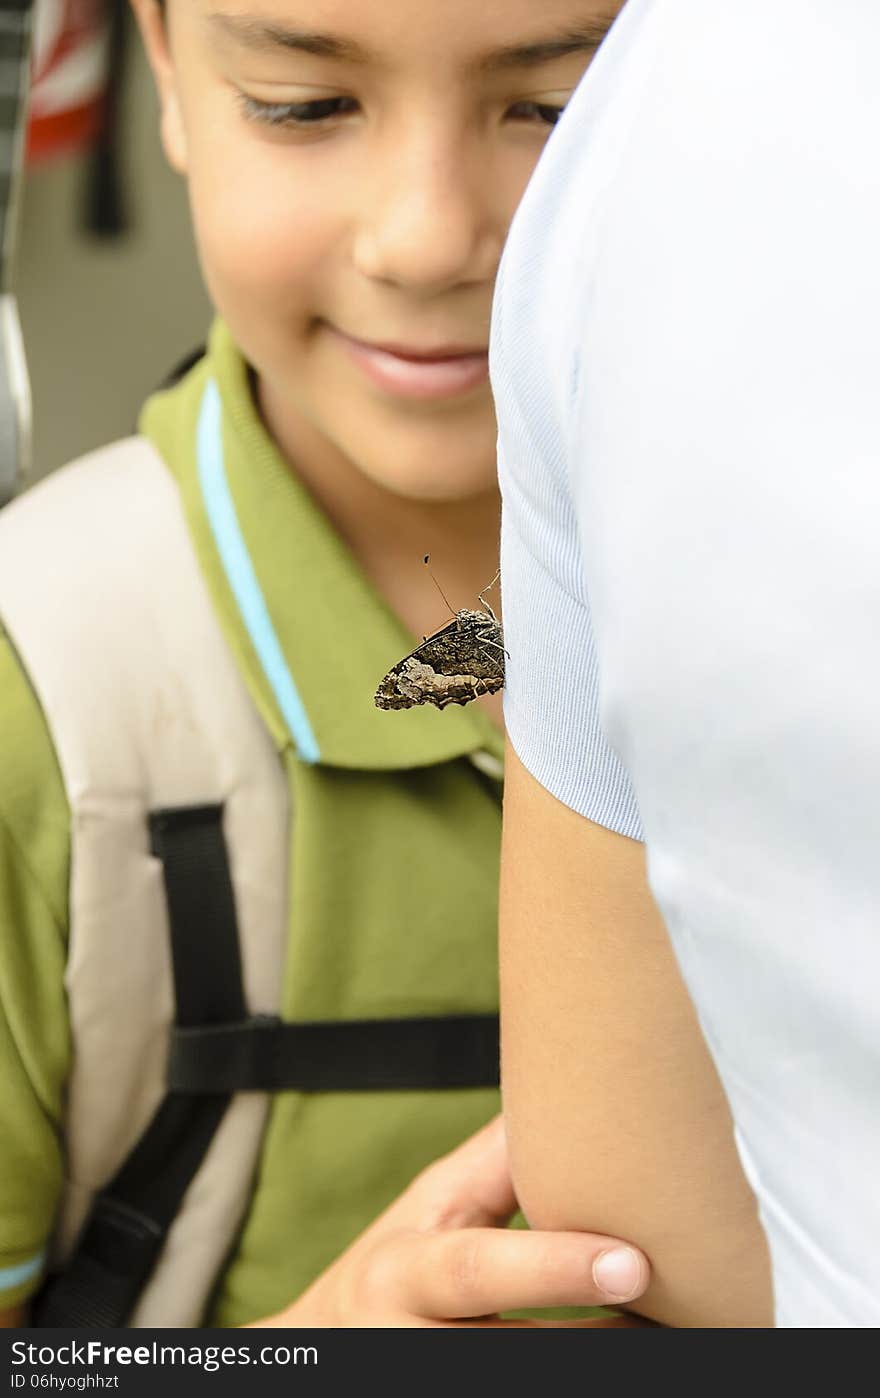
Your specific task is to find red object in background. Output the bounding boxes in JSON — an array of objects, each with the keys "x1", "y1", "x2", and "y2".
[{"x1": 26, "y1": 0, "x2": 111, "y2": 164}]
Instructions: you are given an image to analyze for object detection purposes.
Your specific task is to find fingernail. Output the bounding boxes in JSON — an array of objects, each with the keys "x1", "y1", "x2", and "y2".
[{"x1": 592, "y1": 1246, "x2": 644, "y2": 1301}]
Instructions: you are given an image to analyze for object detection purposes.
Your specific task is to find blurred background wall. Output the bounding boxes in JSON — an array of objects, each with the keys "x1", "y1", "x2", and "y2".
[{"x1": 14, "y1": 10, "x2": 211, "y2": 483}]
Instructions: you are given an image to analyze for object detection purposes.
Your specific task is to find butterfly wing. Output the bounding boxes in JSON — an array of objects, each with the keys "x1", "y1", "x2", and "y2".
[{"x1": 374, "y1": 611, "x2": 504, "y2": 710}]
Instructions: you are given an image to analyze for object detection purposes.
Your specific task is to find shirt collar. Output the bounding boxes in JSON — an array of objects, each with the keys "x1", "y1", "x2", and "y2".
[{"x1": 142, "y1": 320, "x2": 504, "y2": 773}]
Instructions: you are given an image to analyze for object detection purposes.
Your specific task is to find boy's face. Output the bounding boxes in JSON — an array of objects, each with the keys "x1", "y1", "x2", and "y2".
[{"x1": 136, "y1": 0, "x2": 621, "y2": 503}]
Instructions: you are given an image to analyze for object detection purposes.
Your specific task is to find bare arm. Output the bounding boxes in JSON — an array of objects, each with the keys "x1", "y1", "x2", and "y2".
[{"x1": 500, "y1": 744, "x2": 773, "y2": 1328}]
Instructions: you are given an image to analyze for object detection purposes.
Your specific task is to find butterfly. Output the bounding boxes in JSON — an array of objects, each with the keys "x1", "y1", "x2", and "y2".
[{"x1": 374, "y1": 563, "x2": 505, "y2": 711}]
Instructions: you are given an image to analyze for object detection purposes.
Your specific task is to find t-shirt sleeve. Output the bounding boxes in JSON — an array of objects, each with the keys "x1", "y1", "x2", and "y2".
[
  {"x1": 0, "y1": 627, "x2": 70, "y2": 1308},
  {"x1": 499, "y1": 444, "x2": 642, "y2": 841},
  {"x1": 493, "y1": 239, "x2": 643, "y2": 841}
]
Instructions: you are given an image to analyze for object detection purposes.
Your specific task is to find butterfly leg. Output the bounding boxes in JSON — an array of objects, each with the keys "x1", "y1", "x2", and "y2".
[
  {"x1": 478, "y1": 568, "x2": 501, "y2": 616},
  {"x1": 475, "y1": 624, "x2": 510, "y2": 665}
]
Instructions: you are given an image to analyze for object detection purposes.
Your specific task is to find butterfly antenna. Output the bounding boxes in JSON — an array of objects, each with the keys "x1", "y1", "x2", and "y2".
[{"x1": 423, "y1": 555, "x2": 456, "y2": 619}]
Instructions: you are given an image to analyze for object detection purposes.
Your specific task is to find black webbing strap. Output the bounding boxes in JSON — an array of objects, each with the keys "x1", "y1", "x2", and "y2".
[
  {"x1": 169, "y1": 1013, "x2": 500, "y2": 1093},
  {"x1": 33, "y1": 806, "x2": 242, "y2": 1327},
  {"x1": 149, "y1": 806, "x2": 247, "y2": 1029}
]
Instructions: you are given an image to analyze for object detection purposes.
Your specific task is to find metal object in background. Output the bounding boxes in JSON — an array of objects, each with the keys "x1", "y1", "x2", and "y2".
[{"x1": 0, "y1": 0, "x2": 34, "y2": 505}]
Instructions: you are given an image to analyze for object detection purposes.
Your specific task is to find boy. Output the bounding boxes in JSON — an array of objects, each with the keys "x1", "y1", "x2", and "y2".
[{"x1": 0, "y1": 0, "x2": 647, "y2": 1327}]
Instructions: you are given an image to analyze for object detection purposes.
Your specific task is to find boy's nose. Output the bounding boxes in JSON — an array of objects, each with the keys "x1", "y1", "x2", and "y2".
[{"x1": 352, "y1": 137, "x2": 503, "y2": 294}]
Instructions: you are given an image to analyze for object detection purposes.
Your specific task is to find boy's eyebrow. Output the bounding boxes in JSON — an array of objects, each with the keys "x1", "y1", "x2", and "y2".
[
  {"x1": 206, "y1": 13, "x2": 367, "y2": 62},
  {"x1": 475, "y1": 17, "x2": 621, "y2": 73},
  {"x1": 205, "y1": 12, "x2": 618, "y2": 69}
]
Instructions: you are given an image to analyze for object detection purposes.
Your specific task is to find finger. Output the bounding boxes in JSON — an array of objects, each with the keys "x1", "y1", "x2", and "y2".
[
  {"x1": 391, "y1": 1116, "x2": 517, "y2": 1231},
  {"x1": 397, "y1": 1226, "x2": 650, "y2": 1318}
]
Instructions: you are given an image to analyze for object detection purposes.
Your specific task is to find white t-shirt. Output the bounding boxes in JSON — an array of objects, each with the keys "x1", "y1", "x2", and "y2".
[{"x1": 493, "y1": 0, "x2": 880, "y2": 1327}]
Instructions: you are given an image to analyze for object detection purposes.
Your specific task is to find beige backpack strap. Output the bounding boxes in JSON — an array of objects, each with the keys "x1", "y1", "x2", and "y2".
[{"x1": 0, "y1": 438, "x2": 289, "y2": 1326}]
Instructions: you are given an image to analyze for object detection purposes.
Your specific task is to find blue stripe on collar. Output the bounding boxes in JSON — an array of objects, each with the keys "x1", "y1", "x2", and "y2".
[
  {"x1": 0, "y1": 1250, "x2": 44, "y2": 1292},
  {"x1": 196, "y1": 378, "x2": 320, "y2": 764}
]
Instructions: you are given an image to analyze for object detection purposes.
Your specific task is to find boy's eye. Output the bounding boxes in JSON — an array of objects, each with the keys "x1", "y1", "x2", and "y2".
[
  {"x1": 507, "y1": 100, "x2": 566, "y2": 128},
  {"x1": 236, "y1": 93, "x2": 565, "y2": 132},
  {"x1": 236, "y1": 94, "x2": 358, "y2": 128}
]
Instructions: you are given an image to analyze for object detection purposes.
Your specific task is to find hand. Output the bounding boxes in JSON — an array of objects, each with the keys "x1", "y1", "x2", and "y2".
[{"x1": 250, "y1": 1116, "x2": 651, "y2": 1328}]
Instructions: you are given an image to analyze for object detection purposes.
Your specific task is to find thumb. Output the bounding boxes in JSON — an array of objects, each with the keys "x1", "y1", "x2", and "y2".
[{"x1": 407, "y1": 1116, "x2": 518, "y2": 1229}]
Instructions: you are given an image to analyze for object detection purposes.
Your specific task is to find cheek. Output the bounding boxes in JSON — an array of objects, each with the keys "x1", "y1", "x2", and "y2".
[{"x1": 185, "y1": 128, "x2": 333, "y2": 321}]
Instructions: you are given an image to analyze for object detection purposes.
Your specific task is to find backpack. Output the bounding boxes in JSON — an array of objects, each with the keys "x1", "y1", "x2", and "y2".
[{"x1": 0, "y1": 438, "x2": 498, "y2": 1325}]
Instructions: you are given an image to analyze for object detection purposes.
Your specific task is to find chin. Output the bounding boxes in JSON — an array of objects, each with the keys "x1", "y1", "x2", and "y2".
[
  {"x1": 370, "y1": 463, "x2": 498, "y2": 504},
  {"x1": 358, "y1": 427, "x2": 499, "y2": 504}
]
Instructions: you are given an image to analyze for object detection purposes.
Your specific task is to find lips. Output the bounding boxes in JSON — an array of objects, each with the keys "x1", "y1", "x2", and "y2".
[{"x1": 328, "y1": 326, "x2": 490, "y2": 401}]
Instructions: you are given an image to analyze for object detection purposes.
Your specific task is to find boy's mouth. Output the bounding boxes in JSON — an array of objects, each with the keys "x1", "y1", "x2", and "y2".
[{"x1": 327, "y1": 326, "x2": 489, "y2": 401}]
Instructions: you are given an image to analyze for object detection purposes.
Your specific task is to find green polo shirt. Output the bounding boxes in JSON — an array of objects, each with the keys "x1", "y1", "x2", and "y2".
[{"x1": 0, "y1": 321, "x2": 507, "y2": 1322}]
